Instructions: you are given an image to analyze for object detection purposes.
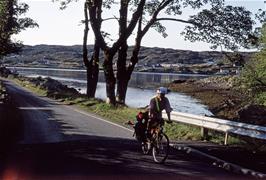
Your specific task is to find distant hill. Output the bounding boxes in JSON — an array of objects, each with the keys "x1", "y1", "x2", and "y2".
[{"x1": 2, "y1": 44, "x2": 253, "y2": 74}]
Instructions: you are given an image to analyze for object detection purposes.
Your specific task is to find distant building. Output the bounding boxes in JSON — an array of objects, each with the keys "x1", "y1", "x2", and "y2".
[
  {"x1": 219, "y1": 69, "x2": 229, "y2": 74},
  {"x1": 160, "y1": 63, "x2": 181, "y2": 68}
]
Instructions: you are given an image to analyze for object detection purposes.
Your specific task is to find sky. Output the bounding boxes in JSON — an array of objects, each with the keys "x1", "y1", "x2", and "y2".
[{"x1": 14, "y1": 0, "x2": 266, "y2": 51}]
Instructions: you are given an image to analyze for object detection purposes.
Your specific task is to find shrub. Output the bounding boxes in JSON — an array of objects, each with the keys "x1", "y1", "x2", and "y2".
[{"x1": 239, "y1": 24, "x2": 266, "y2": 105}]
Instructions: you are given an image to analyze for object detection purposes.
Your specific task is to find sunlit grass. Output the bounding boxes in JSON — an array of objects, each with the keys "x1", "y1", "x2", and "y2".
[
  {"x1": 0, "y1": 82, "x2": 5, "y2": 99},
  {"x1": 66, "y1": 97, "x2": 138, "y2": 126},
  {"x1": 0, "y1": 82, "x2": 3, "y2": 92},
  {"x1": 165, "y1": 123, "x2": 202, "y2": 141},
  {"x1": 13, "y1": 78, "x2": 47, "y2": 96}
]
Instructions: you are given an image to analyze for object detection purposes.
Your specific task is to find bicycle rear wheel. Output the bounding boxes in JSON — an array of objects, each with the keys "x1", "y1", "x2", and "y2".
[{"x1": 152, "y1": 132, "x2": 169, "y2": 163}]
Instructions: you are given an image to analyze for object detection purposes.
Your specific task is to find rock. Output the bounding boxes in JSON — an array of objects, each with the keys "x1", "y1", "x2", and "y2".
[
  {"x1": 0, "y1": 66, "x2": 11, "y2": 77},
  {"x1": 27, "y1": 77, "x2": 79, "y2": 98},
  {"x1": 40, "y1": 77, "x2": 64, "y2": 92},
  {"x1": 198, "y1": 75, "x2": 236, "y2": 89},
  {"x1": 238, "y1": 105, "x2": 266, "y2": 125},
  {"x1": 172, "y1": 79, "x2": 186, "y2": 84}
]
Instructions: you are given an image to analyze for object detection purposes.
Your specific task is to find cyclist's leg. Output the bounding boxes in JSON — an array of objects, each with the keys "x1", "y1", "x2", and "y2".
[{"x1": 147, "y1": 118, "x2": 158, "y2": 139}]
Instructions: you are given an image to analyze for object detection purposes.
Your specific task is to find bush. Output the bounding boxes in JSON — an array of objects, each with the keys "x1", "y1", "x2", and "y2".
[{"x1": 238, "y1": 24, "x2": 266, "y2": 105}]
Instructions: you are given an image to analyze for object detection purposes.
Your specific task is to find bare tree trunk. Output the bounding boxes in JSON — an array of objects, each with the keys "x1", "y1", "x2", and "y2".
[
  {"x1": 86, "y1": 63, "x2": 93, "y2": 96},
  {"x1": 116, "y1": 40, "x2": 142, "y2": 104},
  {"x1": 116, "y1": 42, "x2": 141, "y2": 104},
  {"x1": 116, "y1": 42, "x2": 128, "y2": 104},
  {"x1": 83, "y1": 1, "x2": 99, "y2": 98},
  {"x1": 86, "y1": 46, "x2": 99, "y2": 98},
  {"x1": 84, "y1": 44, "x2": 99, "y2": 98},
  {"x1": 83, "y1": 1, "x2": 92, "y2": 97},
  {"x1": 103, "y1": 50, "x2": 116, "y2": 105},
  {"x1": 116, "y1": 0, "x2": 129, "y2": 104},
  {"x1": 116, "y1": 13, "x2": 144, "y2": 104},
  {"x1": 88, "y1": 44, "x2": 99, "y2": 97}
]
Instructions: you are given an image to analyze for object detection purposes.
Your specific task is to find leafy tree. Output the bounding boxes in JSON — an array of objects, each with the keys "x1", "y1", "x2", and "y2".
[
  {"x1": 115, "y1": 0, "x2": 255, "y2": 104},
  {"x1": 222, "y1": 52, "x2": 245, "y2": 67},
  {"x1": 0, "y1": 0, "x2": 38, "y2": 58},
  {"x1": 239, "y1": 23, "x2": 266, "y2": 105},
  {"x1": 55, "y1": 0, "x2": 256, "y2": 105}
]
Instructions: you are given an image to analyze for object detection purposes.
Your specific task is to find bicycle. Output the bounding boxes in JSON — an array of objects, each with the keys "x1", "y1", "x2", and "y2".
[
  {"x1": 141, "y1": 123, "x2": 170, "y2": 163},
  {"x1": 131, "y1": 113, "x2": 170, "y2": 164}
]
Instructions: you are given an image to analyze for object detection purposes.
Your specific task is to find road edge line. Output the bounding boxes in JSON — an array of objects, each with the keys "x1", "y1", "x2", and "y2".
[{"x1": 66, "y1": 105, "x2": 134, "y2": 133}]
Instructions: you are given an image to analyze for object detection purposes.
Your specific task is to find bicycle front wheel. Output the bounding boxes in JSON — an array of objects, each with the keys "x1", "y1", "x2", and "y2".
[{"x1": 152, "y1": 132, "x2": 169, "y2": 163}]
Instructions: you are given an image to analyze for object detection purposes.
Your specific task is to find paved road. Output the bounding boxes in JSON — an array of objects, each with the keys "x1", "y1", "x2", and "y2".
[{"x1": 1, "y1": 80, "x2": 248, "y2": 179}]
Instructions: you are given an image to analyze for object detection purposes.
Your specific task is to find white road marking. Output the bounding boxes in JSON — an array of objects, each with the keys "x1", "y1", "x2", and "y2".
[
  {"x1": 19, "y1": 107, "x2": 52, "y2": 110},
  {"x1": 66, "y1": 106, "x2": 134, "y2": 133},
  {"x1": 11, "y1": 80, "x2": 135, "y2": 134}
]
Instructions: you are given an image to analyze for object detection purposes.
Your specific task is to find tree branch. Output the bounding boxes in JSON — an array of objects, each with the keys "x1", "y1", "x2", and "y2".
[
  {"x1": 155, "y1": 18, "x2": 199, "y2": 26},
  {"x1": 111, "y1": 0, "x2": 146, "y2": 52},
  {"x1": 83, "y1": 1, "x2": 89, "y2": 68},
  {"x1": 140, "y1": 0, "x2": 173, "y2": 37},
  {"x1": 102, "y1": 17, "x2": 119, "y2": 22},
  {"x1": 88, "y1": 0, "x2": 108, "y2": 51}
]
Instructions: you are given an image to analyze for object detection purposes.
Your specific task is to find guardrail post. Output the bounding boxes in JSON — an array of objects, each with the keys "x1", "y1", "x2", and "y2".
[
  {"x1": 201, "y1": 127, "x2": 208, "y2": 140},
  {"x1": 224, "y1": 132, "x2": 229, "y2": 145}
]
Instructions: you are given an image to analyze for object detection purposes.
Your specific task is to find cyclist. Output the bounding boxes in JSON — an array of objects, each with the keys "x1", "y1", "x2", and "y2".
[{"x1": 147, "y1": 87, "x2": 172, "y2": 135}]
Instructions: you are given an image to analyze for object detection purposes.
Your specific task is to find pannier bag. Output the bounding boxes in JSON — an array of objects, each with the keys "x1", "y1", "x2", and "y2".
[{"x1": 134, "y1": 111, "x2": 149, "y2": 142}]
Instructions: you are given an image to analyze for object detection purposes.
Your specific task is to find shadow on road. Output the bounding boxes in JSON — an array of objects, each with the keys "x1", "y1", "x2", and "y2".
[
  {"x1": 0, "y1": 135, "x2": 249, "y2": 180},
  {"x1": 0, "y1": 136, "x2": 187, "y2": 179}
]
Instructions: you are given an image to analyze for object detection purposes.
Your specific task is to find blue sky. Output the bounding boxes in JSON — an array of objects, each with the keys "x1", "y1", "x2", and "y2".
[{"x1": 15, "y1": 0, "x2": 266, "y2": 51}]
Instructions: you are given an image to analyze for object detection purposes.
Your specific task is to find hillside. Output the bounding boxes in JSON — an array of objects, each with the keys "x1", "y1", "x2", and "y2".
[{"x1": 2, "y1": 44, "x2": 253, "y2": 74}]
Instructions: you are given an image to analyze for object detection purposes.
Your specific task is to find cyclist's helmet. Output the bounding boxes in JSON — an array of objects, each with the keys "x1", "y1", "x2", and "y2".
[{"x1": 157, "y1": 87, "x2": 168, "y2": 94}]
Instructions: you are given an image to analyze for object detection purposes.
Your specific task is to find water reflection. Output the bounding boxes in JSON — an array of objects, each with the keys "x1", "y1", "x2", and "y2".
[{"x1": 9, "y1": 67, "x2": 212, "y2": 116}]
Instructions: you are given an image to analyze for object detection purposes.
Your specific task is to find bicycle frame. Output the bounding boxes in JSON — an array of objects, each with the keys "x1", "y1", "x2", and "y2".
[{"x1": 137, "y1": 124, "x2": 169, "y2": 163}]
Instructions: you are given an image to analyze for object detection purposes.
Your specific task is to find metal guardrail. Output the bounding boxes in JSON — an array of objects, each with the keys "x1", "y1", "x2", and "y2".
[{"x1": 162, "y1": 111, "x2": 266, "y2": 145}]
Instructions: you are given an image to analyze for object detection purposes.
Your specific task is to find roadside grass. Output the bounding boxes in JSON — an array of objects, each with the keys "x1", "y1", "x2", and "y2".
[
  {"x1": 0, "y1": 81, "x2": 3, "y2": 92},
  {"x1": 0, "y1": 81, "x2": 5, "y2": 100},
  {"x1": 66, "y1": 97, "x2": 139, "y2": 126},
  {"x1": 255, "y1": 91, "x2": 266, "y2": 106},
  {"x1": 164, "y1": 123, "x2": 243, "y2": 145},
  {"x1": 12, "y1": 77, "x2": 244, "y2": 145},
  {"x1": 13, "y1": 78, "x2": 47, "y2": 96}
]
